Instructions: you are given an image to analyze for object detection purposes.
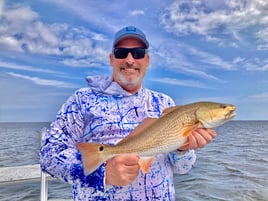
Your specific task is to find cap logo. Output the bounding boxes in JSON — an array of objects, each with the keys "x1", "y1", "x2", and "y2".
[{"x1": 126, "y1": 26, "x2": 136, "y2": 33}]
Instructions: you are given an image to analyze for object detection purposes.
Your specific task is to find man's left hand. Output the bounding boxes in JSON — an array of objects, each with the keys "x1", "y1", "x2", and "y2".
[{"x1": 179, "y1": 128, "x2": 216, "y2": 151}]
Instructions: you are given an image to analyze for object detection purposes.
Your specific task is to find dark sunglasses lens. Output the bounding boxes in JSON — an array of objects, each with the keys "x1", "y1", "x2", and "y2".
[
  {"x1": 114, "y1": 48, "x2": 146, "y2": 59},
  {"x1": 114, "y1": 48, "x2": 129, "y2": 59},
  {"x1": 132, "y1": 48, "x2": 145, "y2": 59}
]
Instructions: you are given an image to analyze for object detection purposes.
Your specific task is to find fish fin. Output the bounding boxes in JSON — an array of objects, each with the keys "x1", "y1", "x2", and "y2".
[
  {"x1": 117, "y1": 117, "x2": 158, "y2": 145},
  {"x1": 182, "y1": 141, "x2": 189, "y2": 147},
  {"x1": 76, "y1": 143, "x2": 108, "y2": 176},
  {"x1": 161, "y1": 106, "x2": 180, "y2": 116},
  {"x1": 182, "y1": 123, "x2": 200, "y2": 137},
  {"x1": 138, "y1": 157, "x2": 154, "y2": 174}
]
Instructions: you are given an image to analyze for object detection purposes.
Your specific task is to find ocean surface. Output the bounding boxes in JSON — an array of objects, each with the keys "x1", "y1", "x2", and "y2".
[{"x1": 0, "y1": 121, "x2": 267, "y2": 201}]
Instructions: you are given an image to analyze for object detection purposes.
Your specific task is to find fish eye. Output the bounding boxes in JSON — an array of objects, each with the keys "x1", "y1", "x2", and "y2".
[
  {"x1": 99, "y1": 146, "x2": 104, "y2": 152},
  {"x1": 221, "y1": 104, "x2": 227, "y2": 109}
]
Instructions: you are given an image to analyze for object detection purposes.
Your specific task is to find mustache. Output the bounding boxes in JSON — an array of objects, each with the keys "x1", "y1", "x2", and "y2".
[{"x1": 120, "y1": 64, "x2": 140, "y2": 70}]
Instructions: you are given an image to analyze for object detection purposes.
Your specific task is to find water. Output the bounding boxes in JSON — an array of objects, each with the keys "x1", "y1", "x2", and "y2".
[{"x1": 0, "y1": 121, "x2": 267, "y2": 201}]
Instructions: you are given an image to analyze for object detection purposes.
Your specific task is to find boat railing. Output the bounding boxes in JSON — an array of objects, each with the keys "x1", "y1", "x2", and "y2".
[
  {"x1": 0, "y1": 127, "x2": 71, "y2": 201},
  {"x1": 0, "y1": 164, "x2": 57, "y2": 201}
]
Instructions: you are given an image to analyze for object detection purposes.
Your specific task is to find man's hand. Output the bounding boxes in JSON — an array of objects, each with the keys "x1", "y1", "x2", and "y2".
[
  {"x1": 179, "y1": 128, "x2": 216, "y2": 151},
  {"x1": 106, "y1": 154, "x2": 140, "y2": 186}
]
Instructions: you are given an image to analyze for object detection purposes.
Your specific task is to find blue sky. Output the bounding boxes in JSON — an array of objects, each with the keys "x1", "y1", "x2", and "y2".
[{"x1": 0, "y1": 0, "x2": 268, "y2": 122}]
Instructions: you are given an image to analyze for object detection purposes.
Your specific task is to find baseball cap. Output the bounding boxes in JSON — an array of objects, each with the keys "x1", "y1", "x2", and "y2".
[{"x1": 113, "y1": 26, "x2": 149, "y2": 48}]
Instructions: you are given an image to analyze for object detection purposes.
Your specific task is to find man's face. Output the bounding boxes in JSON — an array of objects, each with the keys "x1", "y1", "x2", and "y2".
[{"x1": 109, "y1": 37, "x2": 150, "y2": 94}]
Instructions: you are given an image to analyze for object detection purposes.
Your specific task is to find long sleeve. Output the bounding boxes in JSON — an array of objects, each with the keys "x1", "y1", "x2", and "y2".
[
  {"x1": 169, "y1": 150, "x2": 196, "y2": 174},
  {"x1": 39, "y1": 91, "x2": 106, "y2": 191}
]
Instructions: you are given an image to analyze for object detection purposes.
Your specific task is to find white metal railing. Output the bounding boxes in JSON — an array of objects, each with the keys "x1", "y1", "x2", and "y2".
[
  {"x1": 40, "y1": 169, "x2": 49, "y2": 201},
  {"x1": 0, "y1": 164, "x2": 42, "y2": 184},
  {"x1": 40, "y1": 127, "x2": 48, "y2": 201},
  {"x1": 0, "y1": 127, "x2": 71, "y2": 201},
  {"x1": 0, "y1": 164, "x2": 51, "y2": 201}
]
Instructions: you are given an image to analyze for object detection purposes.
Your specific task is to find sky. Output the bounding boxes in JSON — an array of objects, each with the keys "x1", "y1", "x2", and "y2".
[{"x1": 0, "y1": 0, "x2": 268, "y2": 122}]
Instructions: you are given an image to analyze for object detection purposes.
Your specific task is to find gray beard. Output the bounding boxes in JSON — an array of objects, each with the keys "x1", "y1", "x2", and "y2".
[{"x1": 116, "y1": 72, "x2": 143, "y2": 90}]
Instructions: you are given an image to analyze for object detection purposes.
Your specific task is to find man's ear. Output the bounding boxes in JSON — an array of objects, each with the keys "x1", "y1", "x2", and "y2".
[
  {"x1": 109, "y1": 53, "x2": 114, "y2": 65},
  {"x1": 145, "y1": 54, "x2": 150, "y2": 68}
]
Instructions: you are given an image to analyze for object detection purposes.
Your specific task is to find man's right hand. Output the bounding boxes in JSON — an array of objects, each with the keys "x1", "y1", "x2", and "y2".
[{"x1": 105, "y1": 154, "x2": 140, "y2": 186}]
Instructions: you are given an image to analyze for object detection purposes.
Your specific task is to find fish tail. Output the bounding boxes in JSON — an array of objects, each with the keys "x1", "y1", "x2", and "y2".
[{"x1": 76, "y1": 142, "x2": 109, "y2": 176}]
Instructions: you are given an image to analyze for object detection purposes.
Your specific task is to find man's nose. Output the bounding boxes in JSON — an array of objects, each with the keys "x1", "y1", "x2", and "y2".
[{"x1": 125, "y1": 52, "x2": 135, "y2": 66}]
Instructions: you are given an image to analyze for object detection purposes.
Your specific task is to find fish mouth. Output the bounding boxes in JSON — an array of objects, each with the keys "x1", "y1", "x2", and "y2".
[{"x1": 225, "y1": 109, "x2": 236, "y2": 120}]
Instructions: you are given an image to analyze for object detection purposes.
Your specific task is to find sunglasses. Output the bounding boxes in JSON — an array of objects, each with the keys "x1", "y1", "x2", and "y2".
[{"x1": 113, "y1": 48, "x2": 147, "y2": 59}]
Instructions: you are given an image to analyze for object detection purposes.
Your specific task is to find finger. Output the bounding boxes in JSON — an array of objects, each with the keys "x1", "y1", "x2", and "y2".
[
  {"x1": 192, "y1": 131, "x2": 207, "y2": 148},
  {"x1": 208, "y1": 129, "x2": 217, "y2": 138},
  {"x1": 198, "y1": 128, "x2": 216, "y2": 143},
  {"x1": 126, "y1": 167, "x2": 140, "y2": 176},
  {"x1": 114, "y1": 154, "x2": 139, "y2": 166},
  {"x1": 188, "y1": 134, "x2": 198, "y2": 149}
]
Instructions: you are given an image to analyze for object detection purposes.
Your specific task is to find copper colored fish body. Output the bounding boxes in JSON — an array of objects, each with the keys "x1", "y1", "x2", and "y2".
[{"x1": 77, "y1": 101, "x2": 236, "y2": 175}]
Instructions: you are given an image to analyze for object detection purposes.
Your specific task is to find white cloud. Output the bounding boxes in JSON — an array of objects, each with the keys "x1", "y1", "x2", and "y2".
[
  {"x1": 7, "y1": 72, "x2": 79, "y2": 88},
  {"x1": 0, "y1": 2, "x2": 110, "y2": 66},
  {"x1": 160, "y1": 0, "x2": 268, "y2": 47},
  {"x1": 0, "y1": 0, "x2": 4, "y2": 16},
  {"x1": 256, "y1": 27, "x2": 268, "y2": 49},
  {"x1": 151, "y1": 41, "x2": 232, "y2": 81},
  {"x1": 178, "y1": 96, "x2": 237, "y2": 105},
  {"x1": 250, "y1": 92, "x2": 268, "y2": 101},
  {"x1": 234, "y1": 57, "x2": 268, "y2": 71},
  {"x1": 186, "y1": 46, "x2": 234, "y2": 70},
  {"x1": 129, "y1": 10, "x2": 145, "y2": 16},
  {"x1": 150, "y1": 77, "x2": 210, "y2": 89},
  {"x1": 0, "y1": 60, "x2": 63, "y2": 74},
  {"x1": 4, "y1": 3, "x2": 38, "y2": 23}
]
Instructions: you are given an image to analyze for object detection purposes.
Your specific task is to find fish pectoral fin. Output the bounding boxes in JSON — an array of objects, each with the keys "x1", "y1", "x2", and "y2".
[
  {"x1": 181, "y1": 123, "x2": 200, "y2": 137},
  {"x1": 138, "y1": 157, "x2": 154, "y2": 174}
]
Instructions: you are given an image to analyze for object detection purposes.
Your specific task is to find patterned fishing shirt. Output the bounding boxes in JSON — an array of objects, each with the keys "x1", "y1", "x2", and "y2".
[{"x1": 40, "y1": 75, "x2": 196, "y2": 201}]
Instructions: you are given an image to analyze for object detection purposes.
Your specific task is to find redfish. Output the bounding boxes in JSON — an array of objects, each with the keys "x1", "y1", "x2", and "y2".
[{"x1": 77, "y1": 101, "x2": 236, "y2": 175}]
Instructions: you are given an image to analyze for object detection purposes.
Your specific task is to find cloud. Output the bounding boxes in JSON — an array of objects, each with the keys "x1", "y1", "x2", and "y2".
[
  {"x1": 150, "y1": 77, "x2": 210, "y2": 89},
  {"x1": 151, "y1": 41, "x2": 232, "y2": 81},
  {"x1": 233, "y1": 57, "x2": 268, "y2": 72},
  {"x1": 250, "y1": 92, "x2": 268, "y2": 101},
  {"x1": 160, "y1": 0, "x2": 268, "y2": 48},
  {"x1": 129, "y1": 10, "x2": 145, "y2": 16},
  {"x1": 256, "y1": 27, "x2": 268, "y2": 49},
  {"x1": 186, "y1": 46, "x2": 234, "y2": 70},
  {"x1": 0, "y1": 60, "x2": 63, "y2": 74},
  {"x1": 0, "y1": 2, "x2": 110, "y2": 67},
  {"x1": 6, "y1": 72, "x2": 79, "y2": 88},
  {"x1": 0, "y1": 0, "x2": 4, "y2": 15},
  {"x1": 178, "y1": 96, "x2": 237, "y2": 105}
]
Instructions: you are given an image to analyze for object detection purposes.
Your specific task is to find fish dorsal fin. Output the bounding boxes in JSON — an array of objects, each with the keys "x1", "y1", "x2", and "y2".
[
  {"x1": 117, "y1": 117, "x2": 158, "y2": 145},
  {"x1": 138, "y1": 157, "x2": 154, "y2": 174},
  {"x1": 161, "y1": 106, "x2": 180, "y2": 116}
]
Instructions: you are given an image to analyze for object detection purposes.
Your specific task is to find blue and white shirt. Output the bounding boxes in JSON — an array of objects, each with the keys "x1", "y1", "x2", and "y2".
[{"x1": 40, "y1": 75, "x2": 196, "y2": 201}]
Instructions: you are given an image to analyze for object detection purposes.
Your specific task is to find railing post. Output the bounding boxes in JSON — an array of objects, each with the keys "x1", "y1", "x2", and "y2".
[
  {"x1": 40, "y1": 170, "x2": 48, "y2": 201},
  {"x1": 40, "y1": 127, "x2": 48, "y2": 201}
]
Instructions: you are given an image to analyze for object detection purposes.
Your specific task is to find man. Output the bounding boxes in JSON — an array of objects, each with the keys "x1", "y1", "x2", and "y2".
[{"x1": 40, "y1": 26, "x2": 216, "y2": 200}]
